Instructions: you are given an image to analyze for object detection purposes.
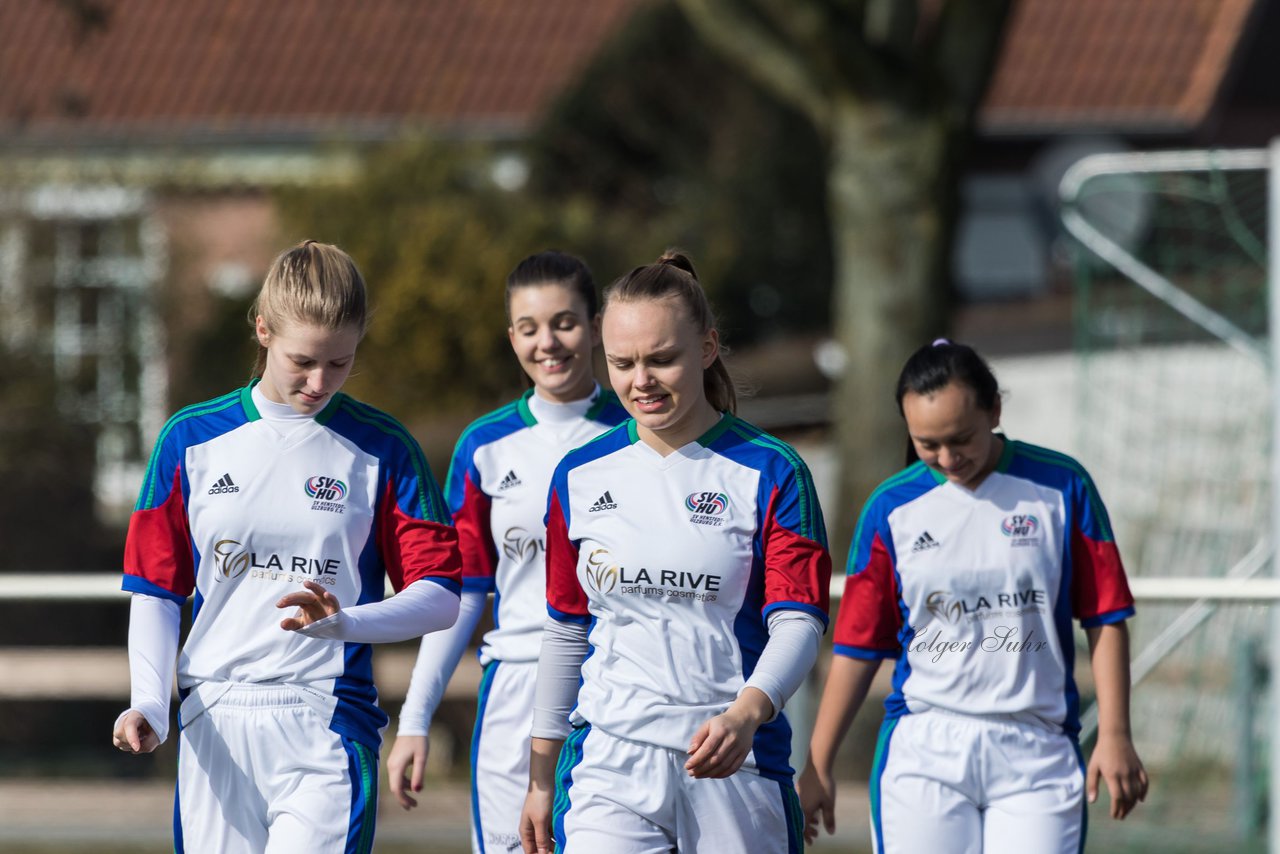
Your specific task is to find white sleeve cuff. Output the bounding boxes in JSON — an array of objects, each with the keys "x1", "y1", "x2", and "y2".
[{"x1": 741, "y1": 610, "x2": 824, "y2": 723}]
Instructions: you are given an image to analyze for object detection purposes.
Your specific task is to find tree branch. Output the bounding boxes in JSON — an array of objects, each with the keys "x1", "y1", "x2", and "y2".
[{"x1": 676, "y1": 0, "x2": 832, "y2": 133}]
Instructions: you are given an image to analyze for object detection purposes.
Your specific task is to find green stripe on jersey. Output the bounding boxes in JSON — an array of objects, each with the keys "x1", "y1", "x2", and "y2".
[
  {"x1": 454, "y1": 399, "x2": 525, "y2": 449},
  {"x1": 1011, "y1": 442, "x2": 1115, "y2": 541},
  {"x1": 848, "y1": 463, "x2": 933, "y2": 571},
  {"x1": 515, "y1": 389, "x2": 538, "y2": 427},
  {"x1": 137, "y1": 388, "x2": 244, "y2": 511},
  {"x1": 724, "y1": 416, "x2": 823, "y2": 543},
  {"x1": 338, "y1": 401, "x2": 446, "y2": 523}
]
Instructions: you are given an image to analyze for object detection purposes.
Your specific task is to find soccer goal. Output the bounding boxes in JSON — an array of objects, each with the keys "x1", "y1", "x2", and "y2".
[{"x1": 1060, "y1": 141, "x2": 1280, "y2": 849}]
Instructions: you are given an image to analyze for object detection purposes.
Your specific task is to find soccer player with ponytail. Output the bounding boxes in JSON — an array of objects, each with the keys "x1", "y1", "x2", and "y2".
[
  {"x1": 112, "y1": 240, "x2": 462, "y2": 854},
  {"x1": 799, "y1": 339, "x2": 1146, "y2": 853},
  {"x1": 387, "y1": 250, "x2": 626, "y2": 853},
  {"x1": 519, "y1": 252, "x2": 831, "y2": 854}
]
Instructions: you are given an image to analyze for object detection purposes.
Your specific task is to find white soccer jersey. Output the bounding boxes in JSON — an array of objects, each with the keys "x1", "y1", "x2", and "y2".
[
  {"x1": 834, "y1": 439, "x2": 1135, "y2": 734},
  {"x1": 447, "y1": 387, "x2": 627, "y2": 664},
  {"x1": 122, "y1": 383, "x2": 461, "y2": 748},
  {"x1": 545, "y1": 415, "x2": 831, "y2": 781}
]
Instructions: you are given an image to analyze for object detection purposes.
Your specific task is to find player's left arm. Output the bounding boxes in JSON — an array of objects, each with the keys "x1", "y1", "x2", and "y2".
[
  {"x1": 1070, "y1": 465, "x2": 1147, "y2": 818},
  {"x1": 1086, "y1": 621, "x2": 1148, "y2": 819},
  {"x1": 686, "y1": 455, "x2": 831, "y2": 779}
]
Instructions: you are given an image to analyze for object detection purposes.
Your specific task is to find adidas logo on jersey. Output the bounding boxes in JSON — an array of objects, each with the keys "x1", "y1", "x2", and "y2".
[
  {"x1": 498, "y1": 470, "x2": 522, "y2": 490},
  {"x1": 208, "y1": 473, "x2": 240, "y2": 495},
  {"x1": 912, "y1": 531, "x2": 940, "y2": 552},
  {"x1": 588, "y1": 491, "x2": 618, "y2": 512}
]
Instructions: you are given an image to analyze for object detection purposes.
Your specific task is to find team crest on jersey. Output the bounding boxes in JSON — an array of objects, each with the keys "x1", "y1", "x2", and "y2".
[
  {"x1": 212, "y1": 538, "x2": 251, "y2": 582},
  {"x1": 685, "y1": 491, "x2": 728, "y2": 527},
  {"x1": 1001, "y1": 514, "x2": 1040, "y2": 547},
  {"x1": 502, "y1": 526, "x2": 545, "y2": 561},
  {"x1": 305, "y1": 476, "x2": 347, "y2": 514}
]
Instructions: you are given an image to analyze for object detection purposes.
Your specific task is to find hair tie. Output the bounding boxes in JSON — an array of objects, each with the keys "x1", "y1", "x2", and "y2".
[{"x1": 932, "y1": 337, "x2": 950, "y2": 347}]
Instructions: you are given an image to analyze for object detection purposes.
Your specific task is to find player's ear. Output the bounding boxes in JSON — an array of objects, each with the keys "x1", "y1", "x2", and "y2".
[
  {"x1": 255, "y1": 316, "x2": 272, "y2": 348},
  {"x1": 700, "y1": 328, "x2": 719, "y2": 369}
]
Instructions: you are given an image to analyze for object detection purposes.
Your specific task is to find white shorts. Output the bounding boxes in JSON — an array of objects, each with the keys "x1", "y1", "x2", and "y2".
[
  {"x1": 870, "y1": 710, "x2": 1085, "y2": 854},
  {"x1": 553, "y1": 723, "x2": 803, "y2": 854},
  {"x1": 470, "y1": 660, "x2": 537, "y2": 854},
  {"x1": 175, "y1": 684, "x2": 377, "y2": 854}
]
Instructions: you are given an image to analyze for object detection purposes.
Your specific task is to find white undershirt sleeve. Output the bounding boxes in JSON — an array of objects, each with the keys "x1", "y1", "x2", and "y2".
[
  {"x1": 396, "y1": 590, "x2": 487, "y2": 737},
  {"x1": 294, "y1": 579, "x2": 461, "y2": 644},
  {"x1": 116, "y1": 593, "x2": 182, "y2": 745},
  {"x1": 530, "y1": 617, "x2": 590, "y2": 740},
  {"x1": 741, "y1": 610, "x2": 824, "y2": 723}
]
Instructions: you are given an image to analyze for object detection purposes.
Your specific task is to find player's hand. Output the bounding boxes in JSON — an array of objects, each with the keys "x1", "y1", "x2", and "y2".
[
  {"x1": 112, "y1": 709, "x2": 160, "y2": 755},
  {"x1": 277, "y1": 580, "x2": 342, "y2": 631},
  {"x1": 387, "y1": 734, "x2": 429, "y2": 810},
  {"x1": 797, "y1": 757, "x2": 837, "y2": 843},
  {"x1": 684, "y1": 688, "x2": 771, "y2": 779},
  {"x1": 1087, "y1": 732, "x2": 1149, "y2": 819},
  {"x1": 519, "y1": 786, "x2": 554, "y2": 854}
]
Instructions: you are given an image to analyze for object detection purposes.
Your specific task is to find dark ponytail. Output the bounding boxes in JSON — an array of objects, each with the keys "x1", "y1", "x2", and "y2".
[
  {"x1": 895, "y1": 339, "x2": 999, "y2": 465},
  {"x1": 604, "y1": 250, "x2": 736, "y2": 414}
]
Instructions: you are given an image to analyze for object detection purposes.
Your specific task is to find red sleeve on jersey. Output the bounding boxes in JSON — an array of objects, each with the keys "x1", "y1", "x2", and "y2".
[
  {"x1": 453, "y1": 473, "x2": 497, "y2": 582},
  {"x1": 761, "y1": 485, "x2": 831, "y2": 620},
  {"x1": 833, "y1": 531, "x2": 902, "y2": 655},
  {"x1": 379, "y1": 480, "x2": 462, "y2": 592},
  {"x1": 1070, "y1": 528, "x2": 1134, "y2": 625},
  {"x1": 123, "y1": 466, "x2": 195, "y2": 599},
  {"x1": 545, "y1": 488, "x2": 587, "y2": 621}
]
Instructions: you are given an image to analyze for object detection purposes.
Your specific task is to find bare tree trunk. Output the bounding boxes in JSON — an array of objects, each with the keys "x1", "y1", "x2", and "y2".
[{"x1": 827, "y1": 99, "x2": 952, "y2": 553}]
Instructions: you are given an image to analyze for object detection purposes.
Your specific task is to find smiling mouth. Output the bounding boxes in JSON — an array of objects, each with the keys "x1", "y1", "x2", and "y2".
[{"x1": 540, "y1": 356, "x2": 569, "y2": 369}]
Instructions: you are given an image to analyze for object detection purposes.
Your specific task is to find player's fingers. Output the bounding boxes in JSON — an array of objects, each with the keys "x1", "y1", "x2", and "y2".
[
  {"x1": 684, "y1": 726, "x2": 720, "y2": 772},
  {"x1": 823, "y1": 796, "x2": 837, "y2": 834},
  {"x1": 1108, "y1": 771, "x2": 1131, "y2": 819},
  {"x1": 125, "y1": 718, "x2": 142, "y2": 752},
  {"x1": 411, "y1": 746, "x2": 427, "y2": 792},
  {"x1": 301, "y1": 580, "x2": 339, "y2": 608},
  {"x1": 1137, "y1": 766, "x2": 1150, "y2": 800},
  {"x1": 686, "y1": 720, "x2": 711, "y2": 757},
  {"x1": 534, "y1": 816, "x2": 553, "y2": 854},
  {"x1": 1085, "y1": 759, "x2": 1100, "y2": 803},
  {"x1": 275, "y1": 590, "x2": 323, "y2": 609}
]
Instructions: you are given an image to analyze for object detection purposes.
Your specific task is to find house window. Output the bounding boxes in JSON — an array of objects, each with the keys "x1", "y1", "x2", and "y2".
[{"x1": 1, "y1": 186, "x2": 167, "y2": 519}]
